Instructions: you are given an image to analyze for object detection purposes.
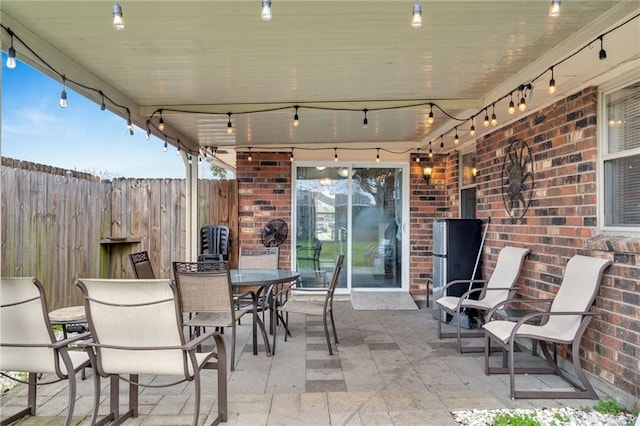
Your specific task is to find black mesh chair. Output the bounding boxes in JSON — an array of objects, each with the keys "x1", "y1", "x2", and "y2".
[
  {"x1": 199, "y1": 225, "x2": 230, "y2": 261},
  {"x1": 129, "y1": 251, "x2": 155, "y2": 279}
]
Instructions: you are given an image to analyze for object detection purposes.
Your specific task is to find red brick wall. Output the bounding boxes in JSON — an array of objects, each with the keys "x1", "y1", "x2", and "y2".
[
  {"x1": 236, "y1": 151, "x2": 292, "y2": 268},
  {"x1": 409, "y1": 86, "x2": 639, "y2": 405}
]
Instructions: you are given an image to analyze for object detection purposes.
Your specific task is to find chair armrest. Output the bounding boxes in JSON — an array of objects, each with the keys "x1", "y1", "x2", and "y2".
[
  {"x1": 486, "y1": 297, "x2": 553, "y2": 319},
  {"x1": 184, "y1": 329, "x2": 221, "y2": 350},
  {"x1": 441, "y1": 279, "x2": 487, "y2": 293},
  {"x1": 507, "y1": 310, "x2": 598, "y2": 340}
]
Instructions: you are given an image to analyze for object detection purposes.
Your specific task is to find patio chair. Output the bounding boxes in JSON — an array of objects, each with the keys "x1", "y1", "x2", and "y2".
[
  {"x1": 272, "y1": 254, "x2": 345, "y2": 355},
  {"x1": 0, "y1": 277, "x2": 91, "y2": 426},
  {"x1": 129, "y1": 250, "x2": 155, "y2": 278},
  {"x1": 76, "y1": 278, "x2": 227, "y2": 425},
  {"x1": 436, "y1": 246, "x2": 530, "y2": 353},
  {"x1": 237, "y1": 246, "x2": 280, "y2": 325},
  {"x1": 297, "y1": 238, "x2": 323, "y2": 272},
  {"x1": 199, "y1": 224, "x2": 231, "y2": 261},
  {"x1": 173, "y1": 261, "x2": 253, "y2": 371},
  {"x1": 483, "y1": 254, "x2": 612, "y2": 399}
]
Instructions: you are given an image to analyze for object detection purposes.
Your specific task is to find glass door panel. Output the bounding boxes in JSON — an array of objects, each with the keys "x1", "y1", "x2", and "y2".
[{"x1": 351, "y1": 167, "x2": 402, "y2": 289}]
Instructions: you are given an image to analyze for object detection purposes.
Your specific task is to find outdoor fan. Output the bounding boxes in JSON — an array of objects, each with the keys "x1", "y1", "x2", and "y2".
[{"x1": 261, "y1": 219, "x2": 288, "y2": 247}]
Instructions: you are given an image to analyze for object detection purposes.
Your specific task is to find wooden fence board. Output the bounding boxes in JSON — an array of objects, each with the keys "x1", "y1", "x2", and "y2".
[{"x1": 1, "y1": 160, "x2": 237, "y2": 309}]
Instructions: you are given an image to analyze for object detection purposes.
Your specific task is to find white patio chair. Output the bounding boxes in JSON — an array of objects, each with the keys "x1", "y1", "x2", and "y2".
[
  {"x1": 483, "y1": 254, "x2": 612, "y2": 399},
  {"x1": 76, "y1": 278, "x2": 227, "y2": 425},
  {"x1": 436, "y1": 246, "x2": 530, "y2": 353},
  {"x1": 0, "y1": 277, "x2": 91, "y2": 426},
  {"x1": 272, "y1": 254, "x2": 345, "y2": 355}
]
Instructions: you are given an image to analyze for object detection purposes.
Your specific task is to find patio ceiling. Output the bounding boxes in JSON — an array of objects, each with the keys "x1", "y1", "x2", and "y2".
[{"x1": 1, "y1": 1, "x2": 638, "y2": 169}]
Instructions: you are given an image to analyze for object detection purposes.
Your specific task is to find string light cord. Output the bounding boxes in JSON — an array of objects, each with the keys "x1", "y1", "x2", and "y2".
[{"x1": 2, "y1": 10, "x2": 639, "y2": 161}]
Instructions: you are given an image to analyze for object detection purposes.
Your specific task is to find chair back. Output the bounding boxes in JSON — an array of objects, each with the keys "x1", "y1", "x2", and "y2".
[
  {"x1": 545, "y1": 255, "x2": 612, "y2": 338},
  {"x1": 173, "y1": 261, "x2": 234, "y2": 313},
  {"x1": 0, "y1": 277, "x2": 58, "y2": 374},
  {"x1": 238, "y1": 247, "x2": 279, "y2": 269},
  {"x1": 129, "y1": 251, "x2": 155, "y2": 279},
  {"x1": 76, "y1": 278, "x2": 187, "y2": 377},
  {"x1": 324, "y1": 254, "x2": 345, "y2": 309},
  {"x1": 482, "y1": 246, "x2": 530, "y2": 306},
  {"x1": 200, "y1": 225, "x2": 231, "y2": 260}
]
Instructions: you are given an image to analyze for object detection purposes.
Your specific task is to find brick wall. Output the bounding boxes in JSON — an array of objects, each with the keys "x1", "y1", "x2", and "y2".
[
  {"x1": 410, "y1": 86, "x2": 639, "y2": 406},
  {"x1": 236, "y1": 151, "x2": 293, "y2": 268}
]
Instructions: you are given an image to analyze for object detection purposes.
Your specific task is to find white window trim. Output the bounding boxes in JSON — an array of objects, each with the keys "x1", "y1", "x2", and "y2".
[{"x1": 597, "y1": 72, "x2": 640, "y2": 235}]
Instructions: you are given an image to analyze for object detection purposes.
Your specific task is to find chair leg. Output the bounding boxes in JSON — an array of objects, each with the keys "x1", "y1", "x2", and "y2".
[
  {"x1": 27, "y1": 372, "x2": 37, "y2": 417},
  {"x1": 231, "y1": 325, "x2": 236, "y2": 371},
  {"x1": 193, "y1": 369, "x2": 202, "y2": 426},
  {"x1": 323, "y1": 314, "x2": 333, "y2": 355},
  {"x1": 437, "y1": 306, "x2": 443, "y2": 339},
  {"x1": 329, "y1": 309, "x2": 339, "y2": 344}
]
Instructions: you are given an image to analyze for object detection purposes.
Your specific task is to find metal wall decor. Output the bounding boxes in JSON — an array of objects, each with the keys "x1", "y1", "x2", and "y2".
[{"x1": 501, "y1": 139, "x2": 534, "y2": 221}]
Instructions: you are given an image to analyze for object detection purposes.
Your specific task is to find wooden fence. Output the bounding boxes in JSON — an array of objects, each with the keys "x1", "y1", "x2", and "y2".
[{"x1": 1, "y1": 158, "x2": 237, "y2": 309}]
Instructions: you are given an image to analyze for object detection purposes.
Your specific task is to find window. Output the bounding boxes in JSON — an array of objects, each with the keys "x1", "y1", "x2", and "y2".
[
  {"x1": 460, "y1": 150, "x2": 477, "y2": 219},
  {"x1": 600, "y1": 78, "x2": 640, "y2": 231}
]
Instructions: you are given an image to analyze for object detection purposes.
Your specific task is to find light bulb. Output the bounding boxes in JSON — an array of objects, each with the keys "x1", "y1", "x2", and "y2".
[
  {"x1": 518, "y1": 96, "x2": 527, "y2": 112},
  {"x1": 427, "y1": 106, "x2": 434, "y2": 124},
  {"x1": 60, "y1": 89, "x2": 68, "y2": 108},
  {"x1": 548, "y1": 78, "x2": 556, "y2": 94},
  {"x1": 227, "y1": 113, "x2": 233, "y2": 134},
  {"x1": 491, "y1": 113, "x2": 497, "y2": 127},
  {"x1": 411, "y1": 2, "x2": 422, "y2": 29},
  {"x1": 261, "y1": 0, "x2": 272, "y2": 21},
  {"x1": 158, "y1": 115, "x2": 165, "y2": 131},
  {"x1": 454, "y1": 130, "x2": 459, "y2": 144},
  {"x1": 548, "y1": 0, "x2": 561, "y2": 18},
  {"x1": 376, "y1": 149, "x2": 380, "y2": 162},
  {"x1": 163, "y1": 141, "x2": 168, "y2": 152},
  {"x1": 483, "y1": 112, "x2": 489, "y2": 127},
  {"x1": 469, "y1": 123, "x2": 476, "y2": 137},
  {"x1": 362, "y1": 109, "x2": 368, "y2": 129},
  {"x1": 112, "y1": 1, "x2": 125, "y2": 30},
  {"x1": 176, "y1": 145, "x2": 181, "y2": 156},
  {"x1": 293, "y1": 106, "x2": 299, "y2": 127},
  {"x1": 6, "y1": 46, "x2": 16, "y2": 69},
  {"x1": 127, "y1": 119, "x2": 134, "y2": 135}
]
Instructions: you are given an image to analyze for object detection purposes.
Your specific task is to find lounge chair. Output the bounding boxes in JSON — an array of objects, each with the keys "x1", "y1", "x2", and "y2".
[
  {"x1": 483, "y1": 254, "x2": 612, "y2": 399},
  {"x1": 436, "y1": 246, "x2": 530, "y2": 353}
]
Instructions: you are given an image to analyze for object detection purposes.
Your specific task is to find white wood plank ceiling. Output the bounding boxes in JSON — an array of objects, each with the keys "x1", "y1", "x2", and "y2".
[{"x1": 2, "y1": 1, "x2": 639, "y2": 169}]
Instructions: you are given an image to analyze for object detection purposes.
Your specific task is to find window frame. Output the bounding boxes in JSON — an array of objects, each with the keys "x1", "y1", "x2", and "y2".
[{"x1": 597, "y1": 73, "x2": 640, "y2": 235}]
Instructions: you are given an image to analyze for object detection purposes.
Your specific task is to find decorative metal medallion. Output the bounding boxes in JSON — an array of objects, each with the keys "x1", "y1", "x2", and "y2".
[{"x1": 501, "y1": 139, "x2": 534, "y2": 221}]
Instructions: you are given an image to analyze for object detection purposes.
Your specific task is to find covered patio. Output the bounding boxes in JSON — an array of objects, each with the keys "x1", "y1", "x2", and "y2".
[
  {"x1": 2, "y1": 300, "x2": 622, "y2": 425},
  {"x1": 1, "y1": 0, "x2": 639, "y2": 418}
]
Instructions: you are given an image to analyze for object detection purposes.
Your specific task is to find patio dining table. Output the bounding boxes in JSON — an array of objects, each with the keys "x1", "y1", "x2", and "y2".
[{"x1": 230, "y1": 268, "x2": 300, "y2": 357}]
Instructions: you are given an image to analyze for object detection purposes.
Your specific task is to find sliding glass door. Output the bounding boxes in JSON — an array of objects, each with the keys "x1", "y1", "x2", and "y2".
[{"x1": 294, "y1": 163, "x2": 406, "y2": 291}]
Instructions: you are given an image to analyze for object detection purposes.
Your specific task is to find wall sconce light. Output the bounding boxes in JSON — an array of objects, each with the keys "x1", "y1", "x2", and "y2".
[
  {"x1": 423, "y1": 166, "x2": 433, "y2": 184},
  {"x1": 472, "y1": 167, "x2": 478, "y2": 177}
]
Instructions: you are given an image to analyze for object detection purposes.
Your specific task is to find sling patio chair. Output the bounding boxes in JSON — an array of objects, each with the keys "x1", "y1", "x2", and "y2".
[
  {"x1": 129, "y1": 250, "x2": 155, "y2": 279},
  {"x1": 76, "y1": 278, "x2": 227, "y2": 425},
  {"x1": 236, "y1": 247, "x2": 280, "y2": 325},
  {"x1": 482, "y1": 254, "x2": 612, "y2": 399},
  {"x1": 0, "y1": 277, "x2": 91, "y2": 426},
  {"x1": 173, "y1": 261, "x2": 253, "y2": 372},
  {"x1": 436, "y1": 246, "x2": 530, "y2": 353},
  {"x1": 272, "y1": 254, "x2": 345, "y2": 355}
]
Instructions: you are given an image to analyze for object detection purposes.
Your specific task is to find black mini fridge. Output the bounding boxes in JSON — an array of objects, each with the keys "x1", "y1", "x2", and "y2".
[{"x1": 431, "y1": 219, "x2": 483, "y2": 320}]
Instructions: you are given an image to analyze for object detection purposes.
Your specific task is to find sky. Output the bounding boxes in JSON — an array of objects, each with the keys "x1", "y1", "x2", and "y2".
[{"x1": 1, "y1": 52, "x2": 216, "y2": 179}]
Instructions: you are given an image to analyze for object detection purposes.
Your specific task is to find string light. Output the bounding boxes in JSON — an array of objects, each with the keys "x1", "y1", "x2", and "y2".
[
  {"x1": 247, "y1": 147, "x2": 253, "y2": 161},
  {"x1": 6, "y1": 31, "x2": 16, "y2": 69},
  {"x1": 112, "y1": 1, "x2": 125, "y2": 30},
  {"x1": 362, "y1": 109, "x2": 369, "y2": 128},
  {"x1": 508, "y1": 93, "x2": 515, "y2": 114},
  {"x1": 598, "y1": 36, "x2": 607, "y2": 60},
  {"x1": 411, "y1": 1, "x2": 422, "y2": 29},
  {"x1": 549, "y1": 0, "x2": 561, "y2": 18},
  {"x1": 427, "y1": 104, "x2": 434, "y2": 124},
  {"x1": 440, "y1": 135, "x2": 444, "y2": 149},
  {"x1": 163, "y1": 141, "x2": 168, "y2": 152},
  {"x1": 227, "y1": 112, "x2": 233, "y2": 134},
  {"x1": 334, "y1": 147, "x2": 338, "y2": 162},
  {"x1": 59, "y1": 76, "x2": 68, "y2": 108},
  {"x1": 490, "y1": 104, "x2": 497, "y2": 126},
  {"x1": 454, "y1": 128, "x2": 459, "y2": 144},
  {"x1": 99, "y1": 91, "x2": 106, "y2": 110},
  {"x1": 126, "y1": 108, "x2": 134, "y2": 135},
  {"x1": 187, "y1": 153, "x2": 193, "y2": 164},
  {"x1": 290, "y1": 148, "x2": 295, "y2": 162},
  {"x1": 469, "y1": 118, "x2": 476, "y2": 137},
  {"x1": 293, "y1": 105, "x2": 299, "y2": 127},
  {"x1": 376, "y1": 148, "x2": 380, "y2": 162},
  {"x1": 518, "y1": 89, "x2": 527, "y2": 112},
  {"x1": 415, "y1": 148, "x2": 421, "y2": 163},
  {"x1": 145, "y1": 121, "x2": 151, "y2": 140},
  {"x1": 428, "y1": 142, "x2": 433, "y2": 158},
  {"x1": 176, "y1": 142, "x2": 181, "y2": 156},
  {"x1": 483, "y1": 109, "x2": 489, "y2": 127},
  {"x1": 261, "y1": 0, "x2": 272, "y2": 22},
  {"x1": 548, "y1": 67, "x2": 556, "y2": 95},
  {"x1": 158, "y1": 110, "x2": 165, "y2": 131}
]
